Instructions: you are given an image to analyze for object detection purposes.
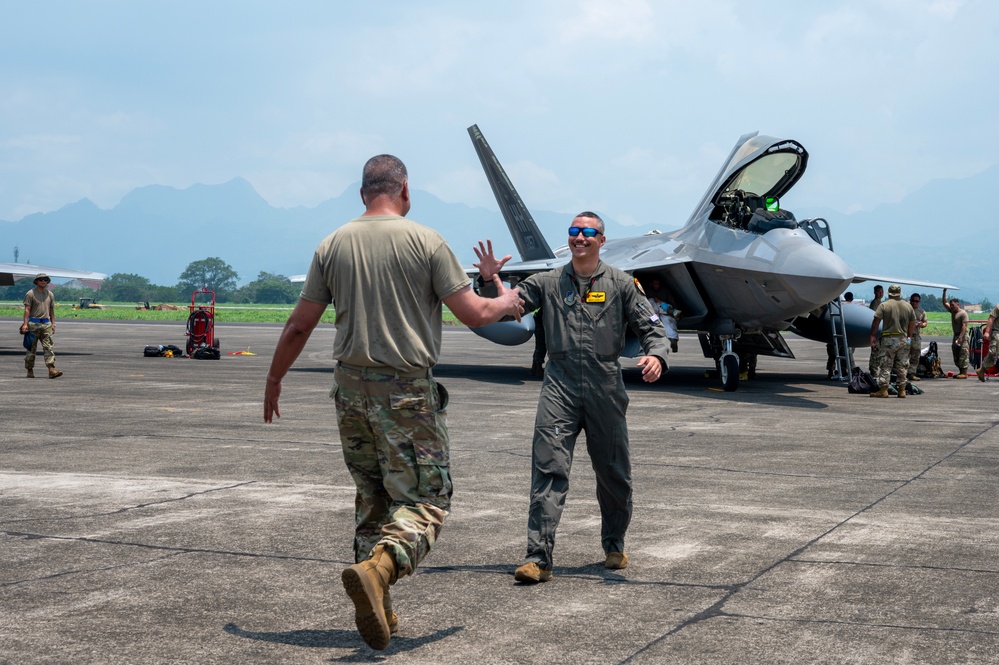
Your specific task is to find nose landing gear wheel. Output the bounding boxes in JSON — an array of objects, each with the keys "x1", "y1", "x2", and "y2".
[{"x1": 721, "y1": 353, "x2": 740, "y2": 392}]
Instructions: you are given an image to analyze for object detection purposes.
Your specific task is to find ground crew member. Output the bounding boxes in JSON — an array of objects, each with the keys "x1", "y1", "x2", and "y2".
[
  {"x1": 942, "y1": 288, "x2": 969, "y2": 378},
  {"x1": 976, "y1": 301, "x2": 999, "y2": 381},
  {"x1": 908, "y1": 293, "x2": 927, "y2": 381},
  {"x1": 475, "y1": 212, "x2": 669, "y2": 583},
  {"x1": 869, "y1": 284, "x2": 915, "y2": 398},
  {"x1": 20, "y1": 273, "x2": 62, "y2": 379},
  {"x1": 868, "y1": 284, "x2": 886, "y2": 374},
  {"x1": 264, "y1": 154, "x2": 524, "y2": 651}
]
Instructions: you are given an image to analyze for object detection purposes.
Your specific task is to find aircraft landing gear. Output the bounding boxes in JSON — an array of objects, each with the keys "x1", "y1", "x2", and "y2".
[
  {"x1": 720, "y1": 353, "x2": 739, "y2": 391},
  {"x1": 717, "y1": 336, "x2": 740, "y2": 392}
]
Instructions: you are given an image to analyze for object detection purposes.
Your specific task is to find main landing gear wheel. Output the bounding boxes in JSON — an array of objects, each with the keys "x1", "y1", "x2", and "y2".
[{"x1": 720, "y1": 353, "x2": 740, "y2": 392}]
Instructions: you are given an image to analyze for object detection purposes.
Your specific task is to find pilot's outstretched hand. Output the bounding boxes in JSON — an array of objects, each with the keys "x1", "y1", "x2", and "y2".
[{"x1": 473, "y1": 239, "x2": 512, "y2": 281}]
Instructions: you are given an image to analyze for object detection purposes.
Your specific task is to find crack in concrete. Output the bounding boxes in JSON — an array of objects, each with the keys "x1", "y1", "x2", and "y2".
[
  {"x1": 620, "y1": 421, "x2": 998, "y2": 663},
  {"x1": 1, "y1": 530, "x2": 343, "y2": 583},
  {"x1": 722, "y1": 612, "x2": 999, "y2": 636},
  {"x1": 0, "y1": 481, "x2": 257, "y2": 526}
]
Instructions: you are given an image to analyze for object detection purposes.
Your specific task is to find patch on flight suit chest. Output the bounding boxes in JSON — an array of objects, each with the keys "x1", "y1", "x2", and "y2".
[{"x1": 584, "y1": 291, "x2": 606, "y2": 303}]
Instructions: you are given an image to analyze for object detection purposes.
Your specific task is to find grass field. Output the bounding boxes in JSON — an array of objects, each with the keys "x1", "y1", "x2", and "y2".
[
  {"x1": 0, "y1": 302, "x2": 977, "y2": 334},
  {"x1": 0, "y1": 302, "x2": 464, "y2": 325}
]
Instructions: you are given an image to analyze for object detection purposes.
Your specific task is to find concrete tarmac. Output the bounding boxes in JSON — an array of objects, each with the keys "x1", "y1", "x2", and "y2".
[{"x1": 1, "y1": 320, "x2": 997, "y2": 664}]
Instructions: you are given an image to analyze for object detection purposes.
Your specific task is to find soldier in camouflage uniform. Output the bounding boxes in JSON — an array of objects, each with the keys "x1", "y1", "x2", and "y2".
[
  {"x1": 264, "y1": 155, "x2": 523, "y2": 651},
  {"x1": 868, "y1": 284, "x2": 885, "y2": 375},
  {"x1": 20, "y1": 273, "x2": 62, "y2": 379},
  {"x1": 907, "y1": 294, "x2": 927, "y2": 381},
  {"x1": 976, "y1": 302, "x2": 999, "y2": 381},
  {"x1": 943, "y1": 288, "x2": 969, "y2": 378},
  {"x1": 869, "y1": 285, "x2": 915, "y2": 398},
  {"x1": 475, "y1": 213, "x2": 669, "y2": 583}
]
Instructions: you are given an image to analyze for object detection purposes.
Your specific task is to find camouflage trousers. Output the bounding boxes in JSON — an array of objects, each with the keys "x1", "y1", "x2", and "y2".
[
  {"x1": 875, "y1": 335, "x2": 909, "y2": 389},
  {"x1": 984, "y1": 331, "x2": 999, "y2": 369},
  {"x1": 24, "y1": 322, "x2": 56, "y2": 370},
  {"x1": 952, "y1": 336, "x2": 969, "y2": 372},
  {"x1": 869, "y1": 338, "x2": 884, "y2": 375},
  {"x1": 332, "y1": 364, "x2": 451, "y2": 578}
]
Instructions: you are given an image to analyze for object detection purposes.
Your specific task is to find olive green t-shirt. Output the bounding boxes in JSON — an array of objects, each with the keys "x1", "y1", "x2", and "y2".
[
  {"x1": 874, "y1": 298, "x2": 914, "y2": 335},
  {"x1": 23, "y1": 288, "x2": 54, "y2": 320},
  {"x1": 300, "y1": 215, "x2": 469, "y2": 373},
  {"x1": 990, "y1": 304, "x2": 999, "y2": 332},
  {"x1": 951, "y1": 308, "x2": 969, "y2": 340}
]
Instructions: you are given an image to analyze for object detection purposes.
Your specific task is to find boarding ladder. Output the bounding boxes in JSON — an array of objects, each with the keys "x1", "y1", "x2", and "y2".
[{"x1": 827, "y1": 297, "x2": 852, "y2": 381}]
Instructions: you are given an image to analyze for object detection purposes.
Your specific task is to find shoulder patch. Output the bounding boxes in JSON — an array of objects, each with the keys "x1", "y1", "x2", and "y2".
[{"x1": 633, "y1": 278, "x2": 647, "y2": 297}]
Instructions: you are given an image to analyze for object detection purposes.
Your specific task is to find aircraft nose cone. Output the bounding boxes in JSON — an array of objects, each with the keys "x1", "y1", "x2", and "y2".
[{"x1": 780, "y1": 237, "x2": 854, "y2": 303}]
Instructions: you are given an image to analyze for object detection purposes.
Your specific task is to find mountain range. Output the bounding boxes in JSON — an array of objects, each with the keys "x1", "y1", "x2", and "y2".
[{"x1": 2, "y1": 165, "x2": 996, "y2": 302}]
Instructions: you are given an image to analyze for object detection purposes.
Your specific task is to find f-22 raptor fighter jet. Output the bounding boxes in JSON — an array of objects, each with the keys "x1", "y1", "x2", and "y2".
[{"x1": 465, "y1": 124, "x2": 954, "y2": 391}]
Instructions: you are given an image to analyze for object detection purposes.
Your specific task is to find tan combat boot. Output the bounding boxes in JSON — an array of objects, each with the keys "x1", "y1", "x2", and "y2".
[
  {"x1": 956, "y1": 371, "x2": 968, "y2": 379},
  {"x1": 26, "y1": 369, "x2": 34, "y2": 378},
  {"x1": 48, "y1": 367, "x2": 63, "y2": 379},
  {"x1": 605, "y1": 551, "x2": 629, "y2": 569},
  {"x1": 869, "y1": 387, "x2": 890, "y2": 398},
  {"x1": 977, "y1": 366, "x2": 985, "y2": 382},
  {"x1": 341, "y1": 544, "x2": 397, "y2": 650},
  {"x1": 897, "y1": 385, "x2": 906, "y2": 398},
  {"x1": 514, "y1": 561, "x2": 552, "y2": 583}
]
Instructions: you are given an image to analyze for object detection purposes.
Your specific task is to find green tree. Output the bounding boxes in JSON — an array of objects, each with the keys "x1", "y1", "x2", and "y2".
[
  {"x1": 231, "y1": 271, "x2": 299, "y2": 304},
  {"x1": 177, "y1": 257, "x2": 239, "y2": 299},
  {"x1": 101, "y1": 273, "x2": 155, "y2": 302},
  {"x1": 920, "y1": 293, "x2": 943, "y2": 312},
  {"x1": 981, "y1": 298, "x2": 993, "y2": 313}
]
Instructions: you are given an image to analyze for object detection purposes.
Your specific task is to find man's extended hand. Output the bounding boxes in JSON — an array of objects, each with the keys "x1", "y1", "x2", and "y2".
[
  {"x1": 473, "y1": 240, "x2": 512, "y2": 281},
  {"x1": 264, "y1": 376, "x2": 282, "y2": 423},
  {"x1": 492, "y1": 275, "x2": 524, "y2": 322},
  {"x1": 637, "y1": 355, "x2": 664, "y2": 382}
]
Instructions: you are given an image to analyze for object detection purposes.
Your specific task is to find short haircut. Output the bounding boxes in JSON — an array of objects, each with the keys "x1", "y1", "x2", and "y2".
[
  {"x1": 843, "y1": 291, "x2": 853, "y2": 301},
  {"x1": 950, "y1": 297, "x2": 960, "y2": 305},
  {"x1": 361, "y1": 154, "x2": 407, "y2": 198},
  {"x1": 910, "y1": 293, "x2": 920, "y2": 301},
  {"x1": 575, "y1": 211, "x2": 605, "y2": 234},
  {"x1": 874, "y1": 284, "x2": 884, "y2": 293}
]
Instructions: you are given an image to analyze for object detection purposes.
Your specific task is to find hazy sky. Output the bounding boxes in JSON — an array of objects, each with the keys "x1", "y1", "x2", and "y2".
[{"x1": 2, "y1": 0, "x2": 996, "y2": 228}]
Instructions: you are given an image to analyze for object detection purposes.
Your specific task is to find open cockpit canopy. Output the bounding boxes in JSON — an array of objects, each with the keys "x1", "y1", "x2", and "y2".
[{"x1": 709, "y1": 138, "x2": 808, "y2": 234}]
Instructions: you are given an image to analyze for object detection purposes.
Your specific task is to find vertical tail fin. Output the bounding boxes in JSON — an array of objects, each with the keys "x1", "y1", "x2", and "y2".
[{"x1": 468, "y1": 124, "x2": 556, "y2": 261}]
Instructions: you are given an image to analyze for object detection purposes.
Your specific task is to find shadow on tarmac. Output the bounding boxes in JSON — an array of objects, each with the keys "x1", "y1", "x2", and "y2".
[{"x1": 223, "y1": 622, "x2": 463, "y2": 659}]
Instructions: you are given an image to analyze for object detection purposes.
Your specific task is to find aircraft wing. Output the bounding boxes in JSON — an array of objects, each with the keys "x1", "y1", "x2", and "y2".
[
  {"x1": 851, "y1": 272, "x2": 959, "y2": 291},
  {"x1": 0, "y1": 263, "x2": 108, "y2": 287}
]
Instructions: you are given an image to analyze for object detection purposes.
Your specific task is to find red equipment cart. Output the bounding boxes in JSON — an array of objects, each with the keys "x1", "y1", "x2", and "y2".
[{"x1": 186, "y1": 288, "x2": 221, "y2": 359}]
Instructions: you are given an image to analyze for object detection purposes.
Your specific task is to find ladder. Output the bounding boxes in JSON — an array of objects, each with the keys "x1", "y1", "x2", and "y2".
[{"x1": 827, "y1": 297, "x2": 851, "y2": 380}]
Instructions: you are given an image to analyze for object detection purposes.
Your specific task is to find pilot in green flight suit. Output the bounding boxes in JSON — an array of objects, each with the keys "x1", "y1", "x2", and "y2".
[{"x1": 476, "y1": 212, "x2": 670, "y2": 582}]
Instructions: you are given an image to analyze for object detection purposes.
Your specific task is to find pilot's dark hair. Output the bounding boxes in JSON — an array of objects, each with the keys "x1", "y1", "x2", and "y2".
[
  {"x1": 361, "y1": 155, "x2": 407, "y2": 198},
  {"x1": 575, "y1": 211, "x2": 605, "y2": 234},
  {"x1": 950, "y1": 297, "x2": 960, "y2": 305},
  {"x1": 843, "y1": 291, "x2": 854, "y2": 302},
  {"x1": 874, "y1": 284, "x2": 884, "y2": 293},
  {"x1": 910, "y1": 292, "x2": 921, "y2": 301}
]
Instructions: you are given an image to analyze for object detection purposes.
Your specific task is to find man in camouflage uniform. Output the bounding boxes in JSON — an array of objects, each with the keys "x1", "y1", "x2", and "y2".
[
  {"x1": 943, "y1": 288, "x2": 969, "y2": 378},
  {"x1": 868, "y1": 284, "x2": 885, "y2": 375},
  {"x1": 869, "y1": 284, "x2": 915, "y2": 398},
  {"x1": 907, "y1": 293, "x2": 927, "y2": 381},
  {"x1": 20, "y1": 273, "x2": 63, "y2": 379},
  {"x1": 976, "y1": 301, "x2": 999, "y2": 381},
  {"x1": 475, "y1": 213, "x2": 669, "y2": 583},
  {"x1": 264, "y1": 155, "x2": 523, "y2": 651}
]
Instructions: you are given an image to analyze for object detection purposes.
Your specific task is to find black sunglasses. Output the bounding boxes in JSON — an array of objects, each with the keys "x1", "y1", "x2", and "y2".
[{"x1": 568, "y1": 226, "x2": 601, "y2": 238}]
